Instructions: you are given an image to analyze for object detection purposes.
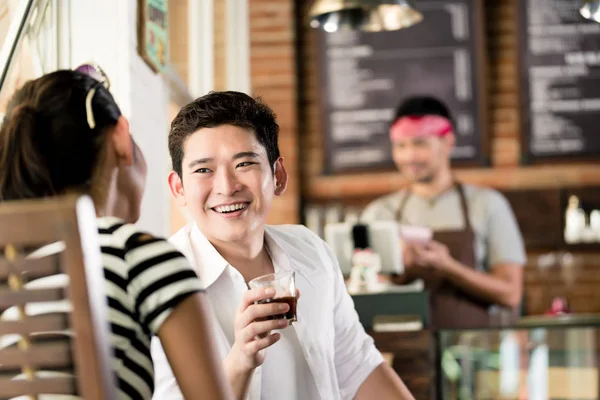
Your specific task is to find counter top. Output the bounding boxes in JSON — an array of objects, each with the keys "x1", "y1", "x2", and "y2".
[
  {"x1": 517, "y1": 313, "x2": 600, "y2": 328},
  {"x1": 348, "y1": 280, "x2": 424, "y2": 296}
]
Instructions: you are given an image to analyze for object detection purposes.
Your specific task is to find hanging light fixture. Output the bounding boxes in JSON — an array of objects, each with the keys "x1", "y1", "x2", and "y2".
[
  {"x1": 581, "y1": 0, "x2": 600, "y2": 22},
  {"x1": 309, "y1": 0, "x2": 423, "y2": 33}
]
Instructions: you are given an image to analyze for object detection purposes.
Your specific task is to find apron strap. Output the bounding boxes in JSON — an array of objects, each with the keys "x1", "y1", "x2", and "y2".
[
  {"x1": 395, "y1": 182, "x2": 473, "y2": 231},
  {"x1": 395, "y1": 189, "x2": 412, "y2": 220},
  {"x1": 455, "y1": 182, "x2": 473, "y2": 231}
]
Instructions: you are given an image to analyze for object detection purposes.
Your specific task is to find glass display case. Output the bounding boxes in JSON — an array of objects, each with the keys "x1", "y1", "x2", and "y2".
[{"x1": 438, "y1": 315, "x2": 600, "y2": 400}]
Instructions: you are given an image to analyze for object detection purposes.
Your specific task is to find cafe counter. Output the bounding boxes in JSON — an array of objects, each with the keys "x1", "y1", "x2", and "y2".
[{"x1": 351, "y1": 290, "x2": 600, "y2": 400}]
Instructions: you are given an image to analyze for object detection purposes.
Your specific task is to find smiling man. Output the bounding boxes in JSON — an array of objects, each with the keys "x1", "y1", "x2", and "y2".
[{"x1": 150, "y1": 91, "x2": 414, "y2": 400}]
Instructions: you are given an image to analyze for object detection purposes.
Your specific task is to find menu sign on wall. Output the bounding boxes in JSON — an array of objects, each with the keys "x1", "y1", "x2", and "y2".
[
  {"x1": 317, "y1": 0, "x2": 487, "y2": 174},
  {"x1": 519, "y1": 0, "x2": 600, "y2": 162}
]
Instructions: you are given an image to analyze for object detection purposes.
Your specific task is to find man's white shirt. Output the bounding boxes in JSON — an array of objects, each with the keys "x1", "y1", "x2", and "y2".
[{"x1": 151, "y1": 223, "x2": 384, "y2": 400}]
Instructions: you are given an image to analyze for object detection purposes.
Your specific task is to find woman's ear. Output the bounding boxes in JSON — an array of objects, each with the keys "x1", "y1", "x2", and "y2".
[{"x1": 110, "y1": 116, "x2": 133, "y2": 166}]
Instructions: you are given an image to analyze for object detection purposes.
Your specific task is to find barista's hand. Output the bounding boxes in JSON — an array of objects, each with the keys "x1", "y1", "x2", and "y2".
[
  {"x1": 402, "y1": 242, "x2": 415, "y2": 268},
  {"x1": 398, "y1": 242, "x2": 435, "y2": 281},
  {"x1": 412, "y1": 240, "x2": 453, "y2": 272},
  {"x1": 399, "y1": 242, "x2": 426, "y2": 280}
]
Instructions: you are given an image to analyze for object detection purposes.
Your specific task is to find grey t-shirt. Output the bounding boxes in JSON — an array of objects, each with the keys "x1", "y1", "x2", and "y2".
[{"x1": 361, "y1": 184, "x2": 527, "y2": 272}]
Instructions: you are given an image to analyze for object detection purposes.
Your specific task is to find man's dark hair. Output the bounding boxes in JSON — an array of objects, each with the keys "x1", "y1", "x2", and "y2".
[
  {"x1": 169, "y1": 91, "x2": 280, "y2": 177},
  {"x1": 392, "y1": 95, "x2": 454, "y2": 126}
]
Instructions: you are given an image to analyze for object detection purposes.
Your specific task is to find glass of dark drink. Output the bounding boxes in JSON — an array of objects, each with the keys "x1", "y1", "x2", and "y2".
[{"x1": 249, "y1": 271, "x2": 297, "y2": 324}]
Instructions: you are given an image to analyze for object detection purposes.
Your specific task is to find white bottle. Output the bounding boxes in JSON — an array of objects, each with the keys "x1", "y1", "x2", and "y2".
[
  {"x1": 499, "y1": 331, "x2": 520, "y2": 398},
  {"x1": 527, "y1": 341, "x2": 549, "y2": 400},
  {"x1": 591, "y1": 210, "x2": 600, "y2": 241},
  {"x1": 564, "y1": 196, "x2": 584, "y2": 244}
]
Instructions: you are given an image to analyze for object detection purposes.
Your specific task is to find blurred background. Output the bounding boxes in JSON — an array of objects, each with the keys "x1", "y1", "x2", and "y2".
[{"x1": 5, "y1": 1, "x2": 600, "y2": 398}]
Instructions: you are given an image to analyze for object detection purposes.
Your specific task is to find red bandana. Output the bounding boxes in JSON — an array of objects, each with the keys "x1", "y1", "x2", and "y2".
[{"x1": 390, "y1": 115, "x2": 452, "y2": 141}]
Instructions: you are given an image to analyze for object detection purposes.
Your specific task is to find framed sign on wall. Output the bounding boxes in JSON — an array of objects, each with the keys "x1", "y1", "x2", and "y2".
[
  {"x1": 137, "y1": 0, "x2": 168, "y2": 73},
  {"x1": 518, "y1": 0, "x2": 600, "y2": 164},
  {"x1": 316, "y1": 0, "x2": 489, "y2": 174}
]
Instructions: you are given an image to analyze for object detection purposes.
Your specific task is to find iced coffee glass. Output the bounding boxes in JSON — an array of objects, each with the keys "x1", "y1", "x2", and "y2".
[{"x1": 248, "y1": 271, "x2": 297, "y2": 323}]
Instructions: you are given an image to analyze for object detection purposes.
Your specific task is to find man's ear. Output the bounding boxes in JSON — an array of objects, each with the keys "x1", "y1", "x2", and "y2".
[
  {"x1": 168, "y1": 170, "x2": 187, "y2": 207},
  {"x1": 443, "y1": 132, "x2": 456, "y2": 152},
  {"x1": 110, "y1": 116, "x2": 133, "y2": 166},
  {"x1": 273, "y1": 157, "x2": 288, "y2": 196}
]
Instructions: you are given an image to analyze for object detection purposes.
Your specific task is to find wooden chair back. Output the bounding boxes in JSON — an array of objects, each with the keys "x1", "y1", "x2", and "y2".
[{"x1": 0, "y1": 194, "x2": 116, "y2": 399}]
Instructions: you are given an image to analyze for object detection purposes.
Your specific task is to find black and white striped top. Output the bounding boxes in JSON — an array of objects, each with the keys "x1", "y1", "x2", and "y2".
[
  {"x1": 0, "y1": 217, "x2": 204, "y2": 400},
  {"x1": 98, "y1": 217, "x2": 203, "y2": 399}
]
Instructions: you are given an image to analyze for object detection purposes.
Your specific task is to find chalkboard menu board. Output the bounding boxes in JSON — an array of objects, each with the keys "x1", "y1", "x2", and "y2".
[
  {"x1": 518, "y1": 0, "x2": 600, "y2": 163},
  {"x1": 317, "y1": 0, "x2": 487, "y2": 174}
]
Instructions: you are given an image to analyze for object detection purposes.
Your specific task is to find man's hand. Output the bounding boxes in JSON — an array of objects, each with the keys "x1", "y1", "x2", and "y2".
[
  {"x1": 227, "y1": 288, "x2": 290, "y2": 372},
  {"x1": 408, "y1": 242, "x2": 523, "y2": 309},
  {"x1": 402, "y1": 240, "x2": 417, "y2": 269},
  {"x1": 399, "y1": 240, "x2": 454, "y2": 284},
  {"x1": 223, "y1": 287, "x2": 290, "y2": 399},
  {"x1": 412, "y1": 240, "x2": 452, "y2": 272}
]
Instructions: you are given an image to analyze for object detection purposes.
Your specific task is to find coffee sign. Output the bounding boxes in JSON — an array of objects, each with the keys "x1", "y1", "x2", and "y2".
[
  {"x1": 137, "y1": 0, "x2": 168, "y2": 73},
  {"x1": 316, "y1": 0, "x2": 488, "y2": 174}
]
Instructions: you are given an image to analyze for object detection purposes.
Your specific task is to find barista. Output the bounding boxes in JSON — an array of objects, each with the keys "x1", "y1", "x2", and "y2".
[{"x1": 361, "y1": 96, "x2": 526, "y2": 329}]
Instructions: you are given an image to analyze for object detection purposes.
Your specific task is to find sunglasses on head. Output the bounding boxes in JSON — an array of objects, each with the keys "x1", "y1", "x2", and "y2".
[
  {"x1": 74, "y1": 64, "x2": 137, "y2": 162},
  {"x1": 75, "y1": 63, "x2": 111, "y2": 90}
]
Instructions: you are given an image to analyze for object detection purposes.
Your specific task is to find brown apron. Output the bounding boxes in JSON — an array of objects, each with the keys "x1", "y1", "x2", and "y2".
[{"x1": 396, "y1": 183, "x2": 492, "y2": 329}]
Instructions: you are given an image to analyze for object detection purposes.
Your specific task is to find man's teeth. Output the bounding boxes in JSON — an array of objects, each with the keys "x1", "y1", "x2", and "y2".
[{"x1": 214, "y1": 203, "x2": 247, "y2": 213}]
